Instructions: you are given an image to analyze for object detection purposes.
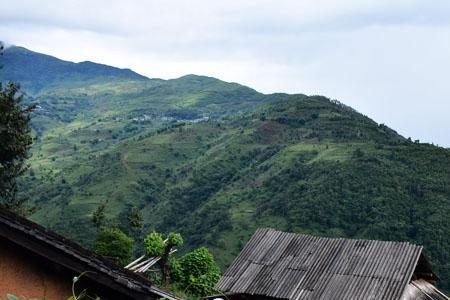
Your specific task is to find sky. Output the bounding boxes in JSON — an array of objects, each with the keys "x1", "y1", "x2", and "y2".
[{"x1": 1, "y1": 0, "x2": 449, "y2": 146}]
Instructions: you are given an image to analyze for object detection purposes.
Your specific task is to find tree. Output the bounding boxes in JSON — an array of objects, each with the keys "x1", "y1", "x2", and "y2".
[
  {"x1": 92, "y1": 228, "x2": 134, "y2": 266},
  {"x1": 144, "y1": 230, "x2": 183, "y2": 288},
  {"x1": 0, "y1": 82, "x2": 35, "y2": 214},
  {"x1": 92, "y1": 203, "x2": 106, "y2": 229},
  {"x1": 175, "y1": 247, "x2": 221, "y2": 296},
  {"x1": 160, "y1": 232, "x2": 183, "y2": 287},
  {"x1": 144, "y1": 230, "x2": 165, "y2": 257},
  {"x1": 127, "y1": 206, "x2": 143, "y2": 231}
]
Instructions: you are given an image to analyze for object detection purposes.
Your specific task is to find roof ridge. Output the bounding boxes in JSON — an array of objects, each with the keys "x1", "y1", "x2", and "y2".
[{"x1": 260, "y1": 227, "x2": 420, "y2": 246}]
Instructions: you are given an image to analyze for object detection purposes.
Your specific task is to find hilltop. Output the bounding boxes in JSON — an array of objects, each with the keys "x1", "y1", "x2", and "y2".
[{"x1": 0, "y1": 46, "x2": 147, "y2": 94}]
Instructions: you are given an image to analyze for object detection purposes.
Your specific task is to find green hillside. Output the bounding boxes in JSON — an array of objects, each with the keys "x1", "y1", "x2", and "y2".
[
  {"x1": 0, "y1": 46, "x2": 147, "y2": 94},
  {"x1": 2, "y1": 46, "x2": 450, "y2": 290},
  {"x1": 22, "y1": 94, "x2": 450, "y2": 290}
]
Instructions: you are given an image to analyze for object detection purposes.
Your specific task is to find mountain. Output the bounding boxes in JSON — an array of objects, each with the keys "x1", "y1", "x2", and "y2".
[
  {"x1": 0, "y1": 45, "x2": 267, "y2": 135},
  {"x1": 0, "y1": 46, "x2": 147, "y2": 94},
  {"x1": 2, "y1": 46, "x2": 450, "y2": 290}
]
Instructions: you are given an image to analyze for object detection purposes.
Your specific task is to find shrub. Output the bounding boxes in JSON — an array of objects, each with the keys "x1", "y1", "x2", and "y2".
[
  {"x1": 93, "y1": 229, "x2": 133, "y2": 266},
  {"x1": 176, "y1": 247, "x2": 221, "y2": 296},
  {"x1": 144, "y1": 230, "x2": 165, "y2": 257}
]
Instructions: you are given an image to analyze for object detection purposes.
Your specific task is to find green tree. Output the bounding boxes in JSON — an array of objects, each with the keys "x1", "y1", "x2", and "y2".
[
  {"x1": 92, "y1": 228, "x2": 133, "y2": 266},
  {"x1": 0, "y1": 82, "x2": 35, "y2": 214},
  {"x1": 176, "y1": 247, "x2": 221, "y2": 296},
  {"x1": 144, "y1": 230, "x2": 183, "y2": 288},
  {"x1": 144, "y1": 230, "x2": 165, "y2": 257},
  {"x1": 92, "y1": 203, "x2": 106, "y2": 229},
  {"x1": 127, "y1": 206, "x2": 143, "y2": 231},
  {"x1": 160, "y1": 232, "x2": 183, "y2": 287}
]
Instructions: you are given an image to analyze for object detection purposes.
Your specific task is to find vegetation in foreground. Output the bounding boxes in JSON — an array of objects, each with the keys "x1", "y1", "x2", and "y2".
[
  {"x1": 91, "y1": 209, "x2": 221, "y2": 297},
  {"x1": 0, "y1": 82, "x2": 34, "y2": 214}
]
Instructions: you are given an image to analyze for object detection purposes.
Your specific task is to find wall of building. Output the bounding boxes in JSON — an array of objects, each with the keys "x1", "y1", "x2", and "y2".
[{"x1": 0, "y1": 238, "x2": 73, "y2": 300}]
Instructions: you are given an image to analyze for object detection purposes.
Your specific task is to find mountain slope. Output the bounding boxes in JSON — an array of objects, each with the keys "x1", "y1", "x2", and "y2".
[
  {"x1": 1, "y1": 46, "x2": 268, "y2": 136},
  {"x1": 21, "y1": 94, "x2": 450, "y2": 291},
  {"x1": 3, "y1": 46, "x2": 450, "y2": 290},
  {"x1": 0, "y1": 46, "x2": 147, "y2": 94}
]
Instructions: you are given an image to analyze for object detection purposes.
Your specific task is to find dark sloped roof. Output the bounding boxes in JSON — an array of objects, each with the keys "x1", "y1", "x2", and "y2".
[
  {"x1": 217, "y1": 228, "x2": 422, "y2": 300},
  {"x1": 0, "y1": 207, "x2": 178, "y2": 300}
]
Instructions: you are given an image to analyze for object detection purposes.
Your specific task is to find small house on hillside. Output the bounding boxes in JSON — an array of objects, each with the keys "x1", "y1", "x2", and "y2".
[
  {"x1": 0, "y1": 207, "x2": 177, "y2": 300},
  {"x1": 216, "y1": 228, "x2": 449, "y2": 300}
]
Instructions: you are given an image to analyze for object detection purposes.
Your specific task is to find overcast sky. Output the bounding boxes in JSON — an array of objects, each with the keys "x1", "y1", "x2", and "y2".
[{"x1": 1, "y1": 0, "x2": 449, "y2": 146}]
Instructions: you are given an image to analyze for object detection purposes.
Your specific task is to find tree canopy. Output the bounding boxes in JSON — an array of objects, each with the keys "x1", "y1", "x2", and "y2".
[
  {"x1": 174, "y1": 247, "x2": 221, "y2": 296},
  {"x1": 92, "y1": 228, "x2": 134, "y2": 266},
  {"x1": 0, "y1": 81, "x2": 35, "y2": 213}
]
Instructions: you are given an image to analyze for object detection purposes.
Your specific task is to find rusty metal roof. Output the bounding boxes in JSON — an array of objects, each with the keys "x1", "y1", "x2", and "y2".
[{"x1": 217, "y1": 228, "x2": 422, "y2": 300}]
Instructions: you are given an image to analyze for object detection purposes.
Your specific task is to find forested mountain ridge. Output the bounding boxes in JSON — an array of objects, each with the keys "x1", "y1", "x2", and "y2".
[
  {"x1": 2, "y1": 46, "x2": 450, "y2": 290},
  {"x1": 1, "y1": 46, "x2": 267, "y2": 135},
  {"x1": 0, "y1": 46, "x2": 147, "y2": 94}
]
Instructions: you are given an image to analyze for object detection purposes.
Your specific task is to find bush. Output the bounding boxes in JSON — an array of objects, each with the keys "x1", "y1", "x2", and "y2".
[
  {"x1": 144, "y1": 230, "x2": 165, "y2": 257},
  {"x1": 168, "y1": 232, "x2": 184, "y2": 247},
  {"x1": 176, "y1": 247, "x2": 221, "y2": 296},
  {"x1": 92, "y1": 229, "x2": 133, "y2": 266}
]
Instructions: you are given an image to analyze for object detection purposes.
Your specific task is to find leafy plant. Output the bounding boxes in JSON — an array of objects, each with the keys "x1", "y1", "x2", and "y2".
[
  {"x1": 144, "y1": 230, "x2": 165, "y2": 257},
  {"x1": 176, "y1": 247, "x2": 221, "y2": 296},
  {"x1": 92, "y1": 229, "x2": 133, "y2": 266},
  {"x1": 91, "y1": 204, "x2": 106, "y2": 230},
  {"x1": 167, "y1": 232, "x2": 183, "y2": 248},
  {"x1": 144, "y1": 231, "x2": 184, "y2": 288},
  {"x1": 0, "y1": 82, "x2": 35, "y2": 214},
  {"x1": 127, "y1": 207, "x2": 143, "y2": 231}
]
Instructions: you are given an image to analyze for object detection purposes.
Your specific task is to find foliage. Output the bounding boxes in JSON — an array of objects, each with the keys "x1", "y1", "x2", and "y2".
[
  {"x1": 127, "y1": 206, "x2": 143, "y2": 231},
  {"x1": 168, "y1": 257, "x2": 183, "y2": 283},
  {"x1": 0, "y1": 82, "x2": 35, "y2": 214},
  {"x1": 144, "y1": 230, "x2": 165, "y2": 257},
  {"x1": 168, "y1": 232, "x2": 183, "y2": 247},
  {"x1": 175, "y1": 247, "x2": 221, "y2": 296},
  {"x1": 143, "y1": 230, "x2": 184, "y2": 288},
  {"x1": 92, "y1": 229, "x2": 133, "y2": 266},
  {"x1": 92, "y1": 203, "x2": 106, "y2": 229}
]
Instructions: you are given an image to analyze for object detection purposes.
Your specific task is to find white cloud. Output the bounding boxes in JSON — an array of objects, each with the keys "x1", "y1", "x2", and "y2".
[{"x1": 1, "y1": 0, "x2": 450, "y2": 146}]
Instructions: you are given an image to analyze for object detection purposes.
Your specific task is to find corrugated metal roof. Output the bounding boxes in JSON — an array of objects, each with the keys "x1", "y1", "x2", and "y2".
[
  {"x1": 217, "y1": 228, "x2": 422, "y2": 300},
  {"x1": 400, "y1": 280, "x2": 450, "y2": 300}
]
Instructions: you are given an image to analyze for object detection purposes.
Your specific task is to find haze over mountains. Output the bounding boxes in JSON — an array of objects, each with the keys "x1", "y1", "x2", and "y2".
[{"x1": 2, "y1": 45, "x2": 450, "y2": 290}]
